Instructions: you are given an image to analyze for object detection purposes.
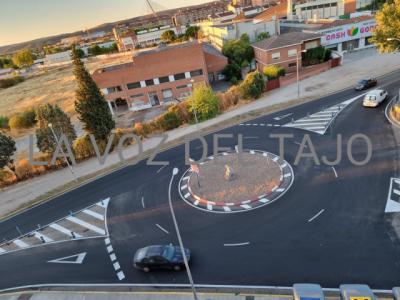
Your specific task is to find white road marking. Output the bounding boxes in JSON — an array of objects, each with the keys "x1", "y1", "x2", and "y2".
[
  {"x1": 49, "y1": 223, "x2": 82, "y2": 238},
  {"x1": 224, "y1": 242, "x2": 250, "y2": 247},
  {"x1": 0, "y1": 248, "x2": 5, "y2": 254},
  {"x1": 34, "y1": 232, "x2": 53, "y2": 243},
  {"x1": 117, "y1": 271, "x2": 125, "y2": 281},
  {"x1": 110, "y1": 254, "x2": 116, "y2": 261},
  {"x1": 259, "y1": 198, "x2": 269, "y2": 203},
  {"x1": 156, "y1": 165, "x2": 167, "y2": 174},
  {"x1": 223, "y1": 206, "x2": 231, "y2": 212},
  {"x1": 180, "y1": 185, "x2": 187, "y2": 190},
  {"x1": 284, "y1": 173, "x2": 292, "y2": 178},
  {"x1": 66, "y1": 216, "x2": 106, "y2": 235},
  {"x1": 141, "y1": 196, "x2": 145, "y2": 208},
  {"x1": 82, "y1": 209, "x2": 104, "y2": 221},
  {"x1": 393, "y1": 189, "x2": 400, "y2": 196},
  {"x1": 184, "y1": 193, "x2": 190, "y2": 199},
  {"x1": 273, "y1": 157, "x2": 279, "y2": 162},
  {"x1": 48, "y1": 252, "x2": 86, "y2": 264},
  {"x1": 96, "y1": 198, "x2": 110, "y2": 208},
  {"x1": 113, "y1": 262, "x2": 121, "y2": 270},
  {"x1": 13, "y1": 239, "x2": 29, "y2": 248},
  {"x1": 308, "y1": 209, "x2": 325, "y2": 222},
  {"x1": 274, "y1": 113, "x2": 293, "y2": 121},
  {"x1": 331, "y1": 166, "x2": 338, "y2": 178},
  {"x1": 107, "y1": 245, "x2": 113, "y2": 253},
  {"x1": 104, "y1": 238, "x2": 111, "y2": 245},
  {"x1": 244, "y1": 137, "x2": 259, "y2": 140},
  {"x1": 183, "y1": 176, "x2": 190, "y2": 181},
  {"x1": 240, "y1": 204, "x2": 252, "y2": 209},
  {"x1": 156, "y1": 224, "x2": 170, "y2": 234},
  {"x1": 207, "y1": 203, "x2": 213, "y2": 210}
]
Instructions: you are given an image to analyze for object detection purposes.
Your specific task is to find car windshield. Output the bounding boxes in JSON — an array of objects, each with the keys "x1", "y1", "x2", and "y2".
[
  {"x1": 358, "y1": 80, "x2": 368, "y2": 84},
  {"x1": 366, "y1": 95, "x2": 377, "y2": 101},
  {"x1": 136, "y1": 248, "x2": 147, "y2": 261},
  {"x1": 162, "y1": 245, "x2": 175, "y2": 261}
]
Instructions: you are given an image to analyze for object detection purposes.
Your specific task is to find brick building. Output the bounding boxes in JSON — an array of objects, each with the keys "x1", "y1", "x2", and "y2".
[
  {"x1": 92, "y1": 42, "x2": 228, "y2": 114},
  {"x1": 252, "y1": 31, "x2": 321, "y2": 73}
]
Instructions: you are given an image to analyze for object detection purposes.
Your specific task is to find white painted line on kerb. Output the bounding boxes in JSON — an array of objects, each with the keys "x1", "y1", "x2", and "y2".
[
  {"x1": 34, "y1": 232, "x2": 53, "y2": 243},
  {"x1": 13, "y1": 239, "x2": 29, "y2": 248},
  {"x1": 82, "y1": 209, "x2": 104, "y2": 221},
  {"x1": 49, "y1": 223, "x2": 82, "y2": 238},
  {"x1": 156, "y1": 224, "x2": 169, "y2": 234},
  {"x1": 308, "y1": 209, "x2": 325, "y2": 223},
  {"x1": 331, "y1": 166, "x2": 338, "y2": 178},
  {"x1": 66, "y1": 216, "x2": 106, "y2": 235},
  {"x1": 224, "y1": 242, "x2": 250, "y2": 247}
]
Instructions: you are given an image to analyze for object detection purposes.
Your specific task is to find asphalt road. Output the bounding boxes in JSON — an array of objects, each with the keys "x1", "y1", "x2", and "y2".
[{"x1": 1, "y1": 70, "x2": 400, "y2": 291}]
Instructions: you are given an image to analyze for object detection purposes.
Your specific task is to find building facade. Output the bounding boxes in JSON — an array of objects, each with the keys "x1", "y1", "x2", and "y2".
[
  {"x1": 252, "y1": 31, "x2": 321, "y2": 72},
  {"x1": 172, "y1": 1, "x2": 228, "y2": 26},
  {"x1": 289, "y1": 0, "x2": 373, "y2": 20},
  {"x1": 91, "y1": 42, "x2": 228, "y2": 114},
  {"x1": 199, "y1": 19, "x2": 279, "y2": 50}
]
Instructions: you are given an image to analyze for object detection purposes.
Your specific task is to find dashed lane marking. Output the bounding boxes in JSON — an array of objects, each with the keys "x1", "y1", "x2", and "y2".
[
  {"x1": 156, "y1": 224, "x2": 170, "y2": 235},
  {"x1": 308, "y1": 209, "x2": 325, "y2": 222},
  {"x1": 104, "y1": 238, "x2": 125, "y2": 281},
  {"x1": 117, "y1": 271, "x2": 125, "y2": 281},
  {"x1": 224, "y1": 242, "x2": 250, "y2": 247}
]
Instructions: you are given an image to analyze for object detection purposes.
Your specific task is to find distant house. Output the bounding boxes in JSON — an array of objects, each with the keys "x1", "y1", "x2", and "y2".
[
  {"x1": 0, "y1": 68, "x2": 15, "y2": 79},
  {"x1": 252, "y1": 31, "x2": 322, "y2": 72},
  {"x1": 45, "y1": 50, "x2": 72, "y2": 66}
]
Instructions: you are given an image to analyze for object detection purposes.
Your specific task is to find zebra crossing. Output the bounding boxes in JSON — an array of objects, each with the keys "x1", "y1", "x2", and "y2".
[
  {"x1": 385, "y1": 178, "x2": 400, "y2": 213},
  {"x1": 0, "y1": 198, "x2": 110, "y2": 256},
  {"x1": 282, "y1": 97, "x2": 358, "y2": 135}
]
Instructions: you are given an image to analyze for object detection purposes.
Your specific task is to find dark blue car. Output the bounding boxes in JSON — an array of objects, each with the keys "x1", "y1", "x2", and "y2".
[{"x1": 133, "y1": 244, "x2": 191, "y2": 272}]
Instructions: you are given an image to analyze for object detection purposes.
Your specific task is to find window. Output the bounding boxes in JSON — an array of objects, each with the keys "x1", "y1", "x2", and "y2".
[
  {"x1": 174, "y1": 73, "x2": 186, "y2": 81},
  {"x1": 159, "y1": 76, "x2": 170, "y2": 84},
  {"x1": 272, "y1": 52, "x2": 280, "y2": 60},
  {"x1": 190, "y1": 69, "x2": 203, "y2": 77},
  {"x1": 130, "y1": 93, "x2": 144, "y2": 99},
  {"x1": 288, "y1": 49, "x2": 297, "y2": 57},
  {"x1": 126, "y1": 82, "x2": 141, "y2": 90},
  {"x1": 176, "y1": 84, "x2": 188, "y2": 89},
  {"x1": 106, "y1": 86, "x2": 122, "y2": 93},
  {"x1": 145, "y1": 79, "x2": 155, "y2": 86},
  {"x1": 289, "y1": 62, "x2": 297, "y2": 67}
]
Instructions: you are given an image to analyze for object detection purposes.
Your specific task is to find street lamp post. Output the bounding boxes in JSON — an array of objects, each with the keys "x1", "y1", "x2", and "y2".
[
  {"x1": 168, "y1": 168, "x2": 199, "y2": 300},
  {"x1": 296, "y1": 49, "x2": 307, "y2": 100},
  {"x1": 189, "y1": 79, "x2": 199, "y2": 125},
  {"x1": 48, "y1": 123, "x2": 78, "y2": 182}
]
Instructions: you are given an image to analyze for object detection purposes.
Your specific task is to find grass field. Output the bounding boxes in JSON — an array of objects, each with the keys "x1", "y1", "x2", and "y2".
[{"x1": 0, "y1": 54, "x2": 132, "y2": 118}]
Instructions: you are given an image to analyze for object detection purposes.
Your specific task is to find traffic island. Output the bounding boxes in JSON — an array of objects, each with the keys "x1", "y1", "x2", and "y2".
[{"x1": 178, "y1": 150, "x2": 294, "y2": 213}]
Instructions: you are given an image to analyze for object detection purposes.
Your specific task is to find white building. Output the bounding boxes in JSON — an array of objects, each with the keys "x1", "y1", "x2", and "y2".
[
  {"x1": 45, "y1": 50, "x2": 72, "y2": 66},
  {"x1": 199, "y1": 19, "x2": 279, "y2": 50},
  {"x1": 135, "y1": 25, "x2": 187, "y2": 48},
  {"x1": 289, "y1": 0, "x2": 373, "y2": 20}
]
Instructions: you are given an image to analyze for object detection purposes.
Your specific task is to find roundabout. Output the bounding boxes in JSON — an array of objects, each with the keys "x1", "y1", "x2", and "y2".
[{"x1": 178, "y1": 149, "x2": 294, "y2": 213}]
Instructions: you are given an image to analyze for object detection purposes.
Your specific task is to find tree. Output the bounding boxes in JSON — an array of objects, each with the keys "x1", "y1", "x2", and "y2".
[
  {"x1": 186, "y1": 26, "x2": 200, "y2": 39},
  {"x1": 75, "y1": 48, "x2": 85, "y2": 58},
  {"x1": 0, "y1": 133, "x2": 16, "y2": 169},
  {"x1": 222, "y1": 34, "x2": 254, "y2": 81},
  {"x1": 263, "y1": 65, "x2": 285, "y2": 80},
  {"x1": 188, "y1": 84, "x2": 220, "y2": 121},
  {"x1": 12, "y1": 49, "x2": 34, "y2": 69},
  {"x1": 35, "y1": 103, "x2": 77, "y2": 153},
  {"x1": 160, "y1": 30, "x2": 177, "y2": 43},
  {"x1": 88, "y1": 45, "x2": 103, "y2": 56},
  {"x1": 239, "y1": 71, "x2": 265, "y2": 99},
  {"x1": 370, "y1": 0, "x2": 400, "y2": 53},
  {"x1": 72, "y1": 46, "x2": 115, "y2": 141}
]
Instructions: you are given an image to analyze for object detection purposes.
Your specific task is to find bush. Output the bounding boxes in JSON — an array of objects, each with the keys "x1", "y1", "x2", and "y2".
[
  {"x1": 239, "y1": 71, "x2": 265, "y2": 100},
  {"x1": 0, "y1": 76, "x2": 24, "y2": 89},
  {"x1": 219, "y1": 86, "x2": 241, "y2": 111},
  {"x1": 73, "y1": 134, "x2": 96, "y2": 161},
  {"x1": 188, "y1": 84, "x2": 220, "y2": 121},
  {"x1": 9, "y1": 109, "x2": 36, "y2": 129},
  {"x1": 263, "y1": 65, "x2": 285, "y2": 80},
  {"x1": 14, "y1": 159, "x2": 34, "y2": 180},
  {"x1": 303, "y1": 46, "x2": 331, "y2": 66},
  {"x1": 0, "y1": 116, "x2": 9, "y2": 128},
  {"x1": 0, "y1": 169, "x2": 17, "y2": 188},
  {"x1": 133, "y1": 122, "x2": 152, "y2": 138}
]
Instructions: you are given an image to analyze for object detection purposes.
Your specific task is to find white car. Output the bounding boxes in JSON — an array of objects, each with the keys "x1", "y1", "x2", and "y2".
[{"x1": 363, "y1": 89, "x2": 388, "y2": 107}]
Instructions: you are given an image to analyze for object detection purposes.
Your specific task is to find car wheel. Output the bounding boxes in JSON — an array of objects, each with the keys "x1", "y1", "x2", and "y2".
[
  {"x1": 173, "y1": 265, "x2": 181, "y2": 271},
  {"x1": 143, "y1": 267, "x2": 150, "y2": 272}
]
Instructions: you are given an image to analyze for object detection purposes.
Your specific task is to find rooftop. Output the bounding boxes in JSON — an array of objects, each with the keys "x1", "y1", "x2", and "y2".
[{"x1": 252, "y1": 31, "x2": 322, "y2": 50}]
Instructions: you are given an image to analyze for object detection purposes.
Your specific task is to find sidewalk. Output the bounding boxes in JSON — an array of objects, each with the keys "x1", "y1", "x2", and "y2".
[{"x1": 1, "y1": 48, "x2": 400, "y2": 220}]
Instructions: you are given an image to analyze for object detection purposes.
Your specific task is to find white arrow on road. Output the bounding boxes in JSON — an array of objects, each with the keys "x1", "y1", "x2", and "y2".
[
  {"x1": 273, "y1": 113, "x2": 293, "y2": 121},
  {"x1": 47, "y1": 252, "x2": 87, "y2": 264}
]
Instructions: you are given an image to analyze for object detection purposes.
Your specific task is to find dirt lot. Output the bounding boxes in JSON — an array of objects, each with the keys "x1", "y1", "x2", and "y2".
[{"x1": 0, "y1": 54, "x2": 133, "y2": 118}]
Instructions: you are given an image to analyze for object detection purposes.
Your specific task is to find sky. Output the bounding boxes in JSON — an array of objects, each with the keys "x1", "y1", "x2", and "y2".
[{"x1": 0, "y1": 0, "x2": 208, "y2": 47}]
